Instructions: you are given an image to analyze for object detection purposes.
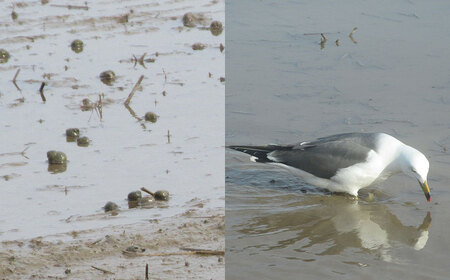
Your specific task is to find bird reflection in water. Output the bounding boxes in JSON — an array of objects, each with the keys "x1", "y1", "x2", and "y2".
[{"x1": 236, "y1": 194, "x2": 431, "y2": 262}]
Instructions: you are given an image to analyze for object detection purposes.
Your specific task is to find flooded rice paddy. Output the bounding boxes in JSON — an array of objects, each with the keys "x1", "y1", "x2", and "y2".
[
  {"x1": 0, "y1": 0, "x2": 224, "y2": 242},
  {"x1": 226, "y1": 0, "x2": 450, "y2": 279}
]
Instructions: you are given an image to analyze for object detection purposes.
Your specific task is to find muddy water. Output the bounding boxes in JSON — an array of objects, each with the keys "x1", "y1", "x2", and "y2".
[
  {"x1": 0, "y1": 0, "x2": 224, "y2": 241},
  {"x1": 226, "y1": 0, "x2": 450, "y2": 279}
]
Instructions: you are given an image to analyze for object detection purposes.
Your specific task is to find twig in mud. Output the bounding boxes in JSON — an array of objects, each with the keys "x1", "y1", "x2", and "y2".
[
  {"x1": 162, "y1": 68, "x2": 167, "y2": 83},
  {"x1": 12, "y1": 69, "x2": 20, "y2": 83},
  {"x1": 167, "y1": 130, "x2": 171, "y2": 144},
  {"x1": 320, "y1": 33, "x2": 327, "y2": 49},
  {"x1": 349, "y1": 27, "x2": 358, "y2": 44},
  {"x1": 96, "y1": 94, "x2": 103, "y2": 120},
  {"x1": 39, "y1": 82, "x2": 46, "y2": 102},
  {"x1": 143, "y1": 250, "x2": 224, "y2": 257},
  {"x1": 0, "y1": 147, "x2": 29, "y2": 159},
  {"x1": 138, "y1": 53, "x2": 147, "y2": 68},
  {"x1": 132, "y1": 54, "x2": 138, "y2": 68},
  {"x1": 181, "y1": 248, "x2": 225, "y2": 256},
  {"x1": 304, "y1": 32, "x2": 341, "y2": 36},
  {"x1": 88, "y1": 238, "x2": 103, "y2": 246},
  {"x1": 91, "y1": 265, "x2": 114, "y2": 274},
  {"x1": 124, "y1": 75, "x2": 144, "y2": 106},
  {"x1": 20, "y1": 147, "x2": 29, "y2": 159},
  {"x1": 145, "y1": 264, "x2": 149, "y2": 280},
  {"x1": 50, "y1": 4, "x2": 89, "y2": 10},
  {"x1": 140, "y1": 187, "x2": 154, "y2": 196}
]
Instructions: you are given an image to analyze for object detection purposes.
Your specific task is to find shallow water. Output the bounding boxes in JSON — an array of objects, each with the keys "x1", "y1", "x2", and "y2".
[
  {"x1": 0, "y1": 0, "x2": 224, "y2": 241},
  {"x1": 226, "y1": 0, "x2": 450, "y2": 279}
]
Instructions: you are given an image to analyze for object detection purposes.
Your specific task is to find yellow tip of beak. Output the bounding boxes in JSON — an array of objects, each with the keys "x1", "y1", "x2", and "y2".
[{"x1": 421, "y1": 180, "x2": 431, "y2": 202}]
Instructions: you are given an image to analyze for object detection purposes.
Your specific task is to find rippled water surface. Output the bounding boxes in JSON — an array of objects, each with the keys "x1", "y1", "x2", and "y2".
[
  {"x1": 0, "y1": 0, "x2": 224, "y2": 241},
  {"x1": 226, "y1": 0, "x2": 450, "y2": 279}
]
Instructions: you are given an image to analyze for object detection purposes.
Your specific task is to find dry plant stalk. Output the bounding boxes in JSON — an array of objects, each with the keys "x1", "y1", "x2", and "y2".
[{"x1": 124, "y1": 75, "x2": 144, "y2": 105}]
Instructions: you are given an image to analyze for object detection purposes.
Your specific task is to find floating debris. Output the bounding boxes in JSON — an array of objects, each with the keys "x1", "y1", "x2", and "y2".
[
  {"x1": 154, "y1": 190, "x2": 169, "y2": 201},
  {"x1": 47, "y1": 151, "x2": 67, "y2": 164},
  {"x1": 70, "y1": 39, "x2": 84, "y2": 53},
  {"x1": 192, "y1": 43, "x2": 206, "y2": 50},
  {"x1": 77, "y1": 136, "x2": 90, "y2": 147},
  {"x1": 144, "y1": 112, "x2": 159, "y2": 123},
  {"x1": 220, "y1": 77, "x2": 225, "y2": 83},
  {"x1": 220, "y1": 43, "x2": 224, "y2": 53},
  {"x1": 104, "y1": 201, "x2": 119, "y2": 212},
  {"x1": 0, "y1": 49, "x2": 10, "y2": 64},
  {"x1": 210, "y1": 20, "x2": 223, "y2": 36},
  {"x1": 100, "y1": 70, "x2": 116, "y2": 86},
  {"x1": 66, "y1": 128, "x2": 80, "y2": 138}
]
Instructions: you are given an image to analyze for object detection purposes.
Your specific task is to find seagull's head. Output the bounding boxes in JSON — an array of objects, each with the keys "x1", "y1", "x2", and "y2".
[{"x1": 401, "y1": 146, "x2": 430, "y2": 202}]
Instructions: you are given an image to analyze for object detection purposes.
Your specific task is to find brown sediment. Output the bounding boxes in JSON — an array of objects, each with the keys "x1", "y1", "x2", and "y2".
[{"x1": 0, "y1": 209, "x2": 224, "y2": 279}]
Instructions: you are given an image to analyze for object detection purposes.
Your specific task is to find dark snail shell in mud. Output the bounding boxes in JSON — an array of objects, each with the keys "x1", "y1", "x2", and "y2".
[
  {"x1": 77, "y1": 136, "x2": 90, "y2": 147},
  {"x1": 128, "y1": 191, "x2": 142, "y2": 201},
  {"x1": 192, "y1": 43, "x2": 206, "y2": 50},
  {"x1": 182, "y1": 12, "x2": 196, "y2": 27},
  {"x1": 11, "y1": 11, "x2": 18, "y2": 21},
  {"x1": 47, "y1": 151, "x2": 67, "y2": 164},
  {"x1": 71, "y1": 39, "x2": 84, "y2": 53},
  {"x1": 104, "y1": 201, "x2": 119, "y2": 212},
  {"x1": 154, "y1": 190, "x2": 170, "y2": 201},
  {"x1": 66, "y1": 128, "x2": 80, "y2": 138},
  {"x1": 144, "y1": 112, "x2": 159, "y2": 123},
  {"x1": 100, "y1": 70, "x2": 116, "y2": 86},
  {"x1": 210, "y1": 21, "x2": 223, "y2": 36},
  {"x1": 0, "y1": 49, "x2": 10, "y2": 64}
]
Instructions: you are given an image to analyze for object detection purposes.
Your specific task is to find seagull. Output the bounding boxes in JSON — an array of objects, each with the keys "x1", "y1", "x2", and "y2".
[{"x1": 228, "y1": 132, "x2": 431, "y2": 201}]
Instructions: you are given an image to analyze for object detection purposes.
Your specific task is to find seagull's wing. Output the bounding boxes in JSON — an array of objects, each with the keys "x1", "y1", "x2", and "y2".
[
  {"x1": 270, "y1": 138, "x2": 373, "y2": 179},
  {"x1": 229, "y1": 133, "x2": 378, "y2": 179}
]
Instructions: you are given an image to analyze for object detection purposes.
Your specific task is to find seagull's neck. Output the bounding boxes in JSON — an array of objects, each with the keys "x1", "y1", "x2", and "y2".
[
  {"x1": 377, "y1": 135, "x2": 408, "y2": 176},
  {"x1": 387, "y1": 144, "x2": 415, "y2": 175}
]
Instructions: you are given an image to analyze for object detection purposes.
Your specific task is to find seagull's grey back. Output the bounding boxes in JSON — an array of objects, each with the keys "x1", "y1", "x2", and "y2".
[{"x1": 269, "y1": 133, "x2": 383, "y2": 179}]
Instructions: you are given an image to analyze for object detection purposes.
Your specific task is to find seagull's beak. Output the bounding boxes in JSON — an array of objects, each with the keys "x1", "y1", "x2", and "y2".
[{"x1": 421, "y1": 180, "x2": 431, "y2": 202}]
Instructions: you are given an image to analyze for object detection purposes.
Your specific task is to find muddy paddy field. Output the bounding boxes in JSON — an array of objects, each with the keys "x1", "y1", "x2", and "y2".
[{"x1": 0, "y1": 0, "x2": 224, "y2": 278}]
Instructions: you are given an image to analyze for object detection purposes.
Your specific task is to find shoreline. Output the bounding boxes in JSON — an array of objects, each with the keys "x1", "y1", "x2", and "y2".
[{"x1": 0, "y1": 207, "x2": 224, "y2": 279}]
